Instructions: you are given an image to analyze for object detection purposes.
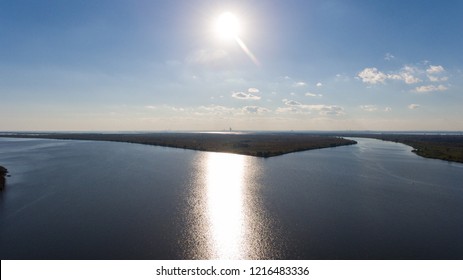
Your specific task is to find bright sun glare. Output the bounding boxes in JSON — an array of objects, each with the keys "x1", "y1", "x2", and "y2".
[{"x1": 215, "y1": 12, "x2": 241, "y2": 40}]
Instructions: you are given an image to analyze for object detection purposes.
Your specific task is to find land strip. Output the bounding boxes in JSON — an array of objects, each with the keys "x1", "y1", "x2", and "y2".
[
  {"x1": 341, "y1": 133, "x2": 463, "y2": 163},
  {"x1": 0, "y1": 132, "x2": 356, "y2": 158}
]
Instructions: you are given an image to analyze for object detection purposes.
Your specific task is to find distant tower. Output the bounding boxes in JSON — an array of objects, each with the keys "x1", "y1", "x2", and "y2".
[{"x1": 229, "y1": 127, "x2": 232, "y2": 132}]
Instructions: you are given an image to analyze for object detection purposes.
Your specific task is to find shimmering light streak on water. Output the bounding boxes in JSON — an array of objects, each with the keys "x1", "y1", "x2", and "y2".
[
  {"x1": 184, "y1": 152, "x2": 275, "y2": 259},
  {"x1": 205, "y1": 153, "x2": 246, "y2": 259}
]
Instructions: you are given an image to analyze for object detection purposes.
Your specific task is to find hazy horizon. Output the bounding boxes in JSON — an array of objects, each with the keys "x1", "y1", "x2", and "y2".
[{"x1": 1, "y1": 0, "x2": 462, "y2": 131}]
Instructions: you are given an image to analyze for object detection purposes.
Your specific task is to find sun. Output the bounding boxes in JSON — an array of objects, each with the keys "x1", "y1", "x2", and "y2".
[{"x1": 215, "y1": 12, "x2": 241, "y2": 40}]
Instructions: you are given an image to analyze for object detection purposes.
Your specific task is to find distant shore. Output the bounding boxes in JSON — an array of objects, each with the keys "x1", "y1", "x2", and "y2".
[
  {"x1": 0, "y1": 132, "x2": 357, "y2": 158},
  {"x1": 2, "y1": 132, "x2": 460, "y2": 163},
  {"x1": 0, "y1": 165, "x2": 7, "y2": 190},
  {"x1": 341, "y1": 133, "x2": 463, "y2": 164}
]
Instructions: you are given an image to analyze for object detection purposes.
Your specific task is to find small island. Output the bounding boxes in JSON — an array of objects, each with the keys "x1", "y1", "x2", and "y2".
[
  {"x1": 0, "y1": 132, "x2": 357, "y2": 158},
  {"x1": 0, "y1": 165, "x2": 7, "y2": 190}
]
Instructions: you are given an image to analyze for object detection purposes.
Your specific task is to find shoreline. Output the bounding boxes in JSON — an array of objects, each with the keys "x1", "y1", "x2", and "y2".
[
  {"x1": 0, "y1": 132, "x2": 357, "y2": 158},
  {"x1": 0, "y1": 165, "x2": 7, "y2": 190},
  {"x1": 1, "y1": 132, "x2": 461, "y2": 163},
  {"x1": 341, "y1": 133, "x2": 463, "y2": 164}
]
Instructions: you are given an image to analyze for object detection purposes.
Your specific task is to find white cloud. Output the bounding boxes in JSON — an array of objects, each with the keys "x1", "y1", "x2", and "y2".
[
  {"x1": 428, "y1": 75, "x2": 448, "y2": 82},
  {"x1": 195, "y1": 105, "x2": 236, "y2": 116},
  {"x1": 414, "y1": 84, "x2": 448, "y2": 93},
  {"x1": 232, "y1": 91, "x2": 261, "y2": 100},
  {"x1": 276, "y1": 107, "x2": 302, "y2": 114},
  {"x1": 293, "y1": 81, "x2": 307, "y2": 87},
  {"x1": 360, "y1": 105, "x2": 378, "y2": 112},
  {"x1": 305, "y1": 92, "x2": 322, "y2": 97},
  {"x1": 145, "y1": 105, "x2": 157, "y2": 110},
  {"x1": 358, "y1": 65, "x2": 423, "y2": 85},
  {"x1": 384, "y1": 107, "x2": 392, "y2": 112},
  {"x1": 278, "y1": 100, "x2": 344, "y2": 116},
  {"x1": 283, "y1": 99, "x2": 302, "y2": 106},
  {"x1": 248, "y1": 87, "x2": 260, "y2": 93},
  {"x1": 242, "y1": 106, "x2": 270, "y2": 114},
  {"x1": 425, "y1": 65, "x2": 447, "y2": 82},
  {"x1": 426, "y1": 65, "x2": 445, "y2": 74},
  {"x1": 307, "y1": 105, "x2": 344, "y2": 116},
  {"x1": 400, "y1": 72, "x2": 421, "y2": 84},
  {"x1": 388, "y1": 66, "x2": 421, "y2": 84},
  {"x1": 358, "y1": 68, "x2": 388, "y2": 84},
  {"x1": 316, "y1": 82, "x2": 323, "y2": 87},
  {"x1": 408, "y1": 104, "x2": 420, "y2": 110}
]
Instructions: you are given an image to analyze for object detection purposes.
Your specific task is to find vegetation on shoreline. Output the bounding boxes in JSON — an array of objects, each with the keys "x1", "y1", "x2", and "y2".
[
  {"x1": 342, "y1": 133, "x2": 463, "y2": 163},
  {"x1": 0, "y1": 132, "x2": 357, "y2": 158},
  {"x1": 0, "y1": 165, "x2": 7, "y2": 190},
  {"x1": 1, "y1": 132, "x2": 462, "y2": 163}
]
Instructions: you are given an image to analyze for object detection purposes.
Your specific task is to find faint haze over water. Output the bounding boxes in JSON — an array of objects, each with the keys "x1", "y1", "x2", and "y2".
[{"x1": 0, "y1": 137, "x2": 462, "y2": 259}]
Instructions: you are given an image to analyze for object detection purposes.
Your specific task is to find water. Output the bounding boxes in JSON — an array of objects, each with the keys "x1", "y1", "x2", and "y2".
[{"x1": 0, "y1": 137, "x2": 462, "y2": 259}]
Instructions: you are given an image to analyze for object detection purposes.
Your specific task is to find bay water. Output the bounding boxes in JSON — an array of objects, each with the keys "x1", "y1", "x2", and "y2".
[{"x1": 0, "y1": 137, "x2": 462, "y2": 259}]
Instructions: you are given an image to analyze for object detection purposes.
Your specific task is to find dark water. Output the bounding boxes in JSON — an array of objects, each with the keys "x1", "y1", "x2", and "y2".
[{"x1": 0, "y1": 137, "x2": 462, "y2": 259}]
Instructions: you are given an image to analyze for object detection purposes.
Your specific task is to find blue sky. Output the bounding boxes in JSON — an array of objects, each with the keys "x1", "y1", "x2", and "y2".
[{"x1": 1, "y1": 0, "x2": 462, "y2": 131}]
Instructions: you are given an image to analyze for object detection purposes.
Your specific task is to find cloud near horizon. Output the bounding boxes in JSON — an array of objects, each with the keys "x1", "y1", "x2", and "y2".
[
  {"x1": 280, "y1": 99, "x2": 344, "y2": 116},
  {"x1": 232, "y1": 91, "x2": 261, "y2": 100}
]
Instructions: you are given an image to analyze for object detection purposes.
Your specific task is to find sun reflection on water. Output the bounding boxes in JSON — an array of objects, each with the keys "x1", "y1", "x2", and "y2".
[
  {"x1": 183, "y1": 151, "x2": 277, "y2": 259},
  {"x1": 205, "y1": 152, "x2": 246, "y2": 259}
]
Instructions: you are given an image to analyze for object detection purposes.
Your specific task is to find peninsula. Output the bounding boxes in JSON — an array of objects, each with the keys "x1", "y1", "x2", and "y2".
[{"x1": 0, "y1": 132, "x2": 357, "y2": 158}]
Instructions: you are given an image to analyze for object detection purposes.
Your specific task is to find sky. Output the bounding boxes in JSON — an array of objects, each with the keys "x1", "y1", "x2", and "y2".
[{"x1": 1, "y1": 0, "x2": 462, "y2": 131}]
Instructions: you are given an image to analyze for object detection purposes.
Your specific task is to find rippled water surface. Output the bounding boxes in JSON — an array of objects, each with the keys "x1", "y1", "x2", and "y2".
[{"x1": 0, "y1": 137, "x2": 462, "y2": 259}]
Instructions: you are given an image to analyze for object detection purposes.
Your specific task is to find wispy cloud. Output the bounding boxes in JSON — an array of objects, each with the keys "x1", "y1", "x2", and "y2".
[
  {"x1": 360, "y1": 105, "x2": 392, "y2": 112},
  {"x1": 248, "y1": 87, "x2": 260, "y2": 93},
  {"x1": 396, "y1": 66, "x2": 422, "y2": 84},
  {"x1": 426, "y1": 65, "x2": 448, "y2": 82},
  {"x1": 316, "y1": 82, "x2": 323, "y2": 87},
  {"x1": 426, "y1": 65, "x2": 445, "y2": 74},
  {"x1": 384, "y1": 53, "x2": 395, "y2": 61},
  {"x1": 232, "y1": 91, "x2": 261, "y2": 100},
  {"x1": 360, "y1": 105, "x2": 378, "y2": 112},
  {"x1": 280, "y1": 99, "x2": 344, "y2": 116},
  {"x1": 195, "y1": 105, "x2": 236, "y2": 116},
  {"x1": 293, "y1": 81, "x2": 307, "y2": 87},
  {"x1": 305, "y1": 92, "x2": 323, "y2": 97},
  {"x1": 428, "y1": 75, "x2": 448, "y2": 82},
  {"x1": 308, "y1": 105, "x2": 344, "y2": 116},
  {"x1": 408, "y1": 104, "x2": 420, "y2": 110},
  {"x1": 414, "y1": 84, "x2": 448, "y2": 93},
  {"x1": 283, "y1": 99, "x2": 302, "y2": 106},
  {"x1": 242, "y1": 106, "x2": 270, "y2": 114}
]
